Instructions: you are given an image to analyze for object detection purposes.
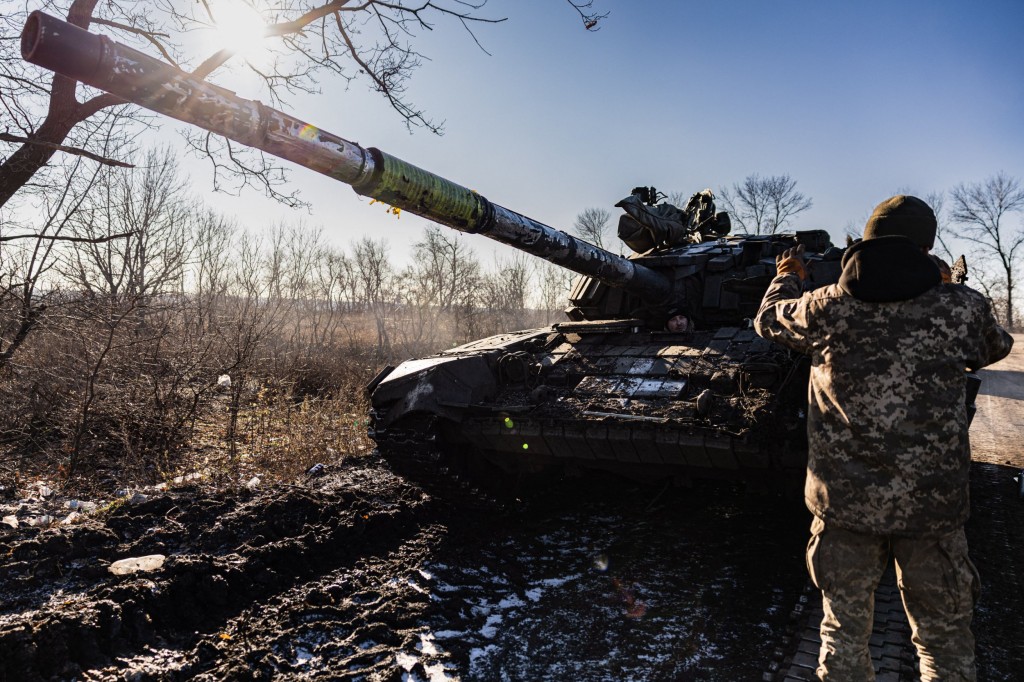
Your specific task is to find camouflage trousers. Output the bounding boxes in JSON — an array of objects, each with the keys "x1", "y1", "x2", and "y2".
[{"x1": 805, "y1": 516, "x2": 979, "y2": 681}]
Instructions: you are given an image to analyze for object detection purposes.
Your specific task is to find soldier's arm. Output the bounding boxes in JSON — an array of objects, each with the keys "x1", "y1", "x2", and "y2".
[
  {"x1": 966, "y1": 298, "x2": 1013, "y2": 371},
  {"x1": 754, "y1": 271, "x2": 816, "y2": 355}
]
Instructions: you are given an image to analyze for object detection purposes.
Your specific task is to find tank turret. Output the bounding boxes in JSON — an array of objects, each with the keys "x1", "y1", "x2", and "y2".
[{"x1": 22, "y1": 13, "x2": 858, "y2": 495}]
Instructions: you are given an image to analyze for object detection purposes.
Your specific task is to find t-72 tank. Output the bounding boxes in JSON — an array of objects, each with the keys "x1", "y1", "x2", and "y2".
[{"x1": 22, "y1": 12, "x2": 848, "y2": 491}]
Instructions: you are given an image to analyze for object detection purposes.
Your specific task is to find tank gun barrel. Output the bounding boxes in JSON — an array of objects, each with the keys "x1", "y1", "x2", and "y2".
[{"x1": 20, "y1": 12, "x2": 672, "y2": 302}]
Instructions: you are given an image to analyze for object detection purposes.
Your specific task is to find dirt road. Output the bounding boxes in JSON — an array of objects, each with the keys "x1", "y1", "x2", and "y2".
[{"x1": 968, "y1": 333, "x2": 1024, "y2": 468}]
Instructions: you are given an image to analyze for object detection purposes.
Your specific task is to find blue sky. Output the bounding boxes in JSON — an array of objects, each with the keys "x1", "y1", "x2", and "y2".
[{"x1": 189, "y1": 0, "x2": 1024, "y2": 263}]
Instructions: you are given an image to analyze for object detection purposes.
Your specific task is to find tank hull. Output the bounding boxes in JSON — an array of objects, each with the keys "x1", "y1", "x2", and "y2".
[{"x1": 370, "y1": 320, "x2": 810, "y2": 491}]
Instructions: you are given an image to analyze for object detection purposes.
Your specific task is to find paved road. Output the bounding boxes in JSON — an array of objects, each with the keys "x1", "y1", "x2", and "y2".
[{"x1": 970, "y1": 333, "x2": 1024, "y2": 467}]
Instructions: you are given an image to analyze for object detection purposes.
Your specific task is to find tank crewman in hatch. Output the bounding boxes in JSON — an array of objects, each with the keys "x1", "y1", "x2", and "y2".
[{"x1": 753, "y1": 195, "x2": 1013, "y2": 681}]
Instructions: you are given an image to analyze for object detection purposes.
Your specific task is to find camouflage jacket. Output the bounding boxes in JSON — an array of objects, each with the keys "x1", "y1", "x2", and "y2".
[{"x1": 754, "y1": 242, "x2": 1013, "y2": 536}]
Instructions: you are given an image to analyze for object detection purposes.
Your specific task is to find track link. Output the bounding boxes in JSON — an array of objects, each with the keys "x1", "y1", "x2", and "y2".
[{"x1": 373, "y1": 418, "x2": 502, "y2": 510}]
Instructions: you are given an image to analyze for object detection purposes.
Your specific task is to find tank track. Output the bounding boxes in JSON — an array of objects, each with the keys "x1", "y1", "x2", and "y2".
[
  {"x1": 765, "y1": 566, "x2": 919, "y2": 681},
  {"x1": 372, "y1": 416, "x2": 502, "y2": 510}
]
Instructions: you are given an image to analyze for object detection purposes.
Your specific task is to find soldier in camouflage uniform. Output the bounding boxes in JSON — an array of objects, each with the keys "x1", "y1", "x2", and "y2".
[{"x1": 754, "y1": 195, "x2": 1013, "y2": 681}]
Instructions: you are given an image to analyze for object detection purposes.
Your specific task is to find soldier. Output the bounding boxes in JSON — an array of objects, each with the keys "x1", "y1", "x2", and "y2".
[
  {"x1": 666, "y1": 313, "x2": 692, "y2": 333},
  {"x1": 753, "y1": 195, "x2": 1013, "y2": 681}
]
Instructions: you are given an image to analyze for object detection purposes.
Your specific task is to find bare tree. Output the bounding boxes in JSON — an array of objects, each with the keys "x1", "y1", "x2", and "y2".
[
  {"x1": 217, "y1": 230, "x2": 290, "y2": 455},
  {"x1": 537, "y1": 260, "x2": 574, "y2": 323},
  {"x1": 1, "y1": 0, "x2": 608, "y2": 210},
  {"x1": 62, "y1": 147, "x2": 195, "y2": 308},
  {"x1": 396, "y1": 224, "x2": 481, "y2": 349},
  {"x1": 481, "y1": 253, "x2": 532, "y2": 329},
  {"x1": 191, "y1": 208, "x2": 237, "y2": 331},
  {"x1": 307, "y1": 243, "x2": 351, "y2": 349},
  {"x1": 573, "y1": 207, "x2": 612, "y2": 249},
  {"x1": 950, "y1": 172, "x2": 1024, "y2": 329},
  {"x1": 411, "y1": 225, "x2": 480, "y2": 311},
  {"x1": 718, "y1": 174, "x2": 813, "y2": 235},
  {"x1": 332, "y1": 250, "x2": 361, "y2": 315},
  {"x1": 0, "y1": 101, "x2": 138, "y2": 363},
  {"x1": 0, "y1": 147, "x2": 116, "y2": 371},
  {"x1": 0, "y1": 1, "x2": 131, "y2": 208},
  {"x1": 353, "y1": 237, "x2": 395, "y2": 358}
]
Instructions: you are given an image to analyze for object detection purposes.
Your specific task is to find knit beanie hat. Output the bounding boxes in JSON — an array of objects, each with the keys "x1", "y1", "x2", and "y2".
[{"x1": 863, "y1": 195, "x2": 936, "y2": 248}]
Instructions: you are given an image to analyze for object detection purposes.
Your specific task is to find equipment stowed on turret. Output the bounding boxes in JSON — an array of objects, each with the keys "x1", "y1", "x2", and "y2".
[{"x1": 24, "y1": 12, "x2": 870, "y2": 494}]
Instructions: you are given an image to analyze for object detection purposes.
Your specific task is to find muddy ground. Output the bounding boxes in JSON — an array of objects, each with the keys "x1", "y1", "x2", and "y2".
[
  {"x1": 2, "y1": 339, "x2": 1022, "y2": 681},
  {"x1": 1, "y1": 459, "x2": 814, "y2": 681}
]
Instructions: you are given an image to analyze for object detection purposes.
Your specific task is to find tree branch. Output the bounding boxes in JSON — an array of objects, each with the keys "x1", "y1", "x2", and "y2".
[
  {"x1": 0, "y1": 132, "x2": 133, "y2": 168},
  {"x1": 565, "y1": 0, "x2": 609, "y2": 30},
  {"x1": 0, "y1": 230, "x2": 135, "y2": 244}
]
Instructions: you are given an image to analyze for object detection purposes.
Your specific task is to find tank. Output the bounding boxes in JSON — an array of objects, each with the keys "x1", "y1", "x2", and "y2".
[
  {"x1": 22, "y1": 13, "x2": 848, "y2": 491},
  {"x1": 365, "y1": 204, "x2": 843, "y2": 491}
]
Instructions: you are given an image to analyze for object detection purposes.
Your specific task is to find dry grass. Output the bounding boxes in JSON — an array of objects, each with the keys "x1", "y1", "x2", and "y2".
[
  {"x1": 0, "y1": 301, "x2": 557, "y2": 497},
  {"x1": 169, "y1": 392, "x2": 374, "y2": 492}
]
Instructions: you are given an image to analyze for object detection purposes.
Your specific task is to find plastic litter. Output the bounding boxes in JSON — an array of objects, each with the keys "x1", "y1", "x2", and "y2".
[
  {"x1": 67, "y1": 499, "x2": 97, "y2": 512},
  {"x1": 109, "y1": 554, "x2": 166, "y2": 575},
  {"x1": 246, "y1": 476, "x2": 261, "y2": 489},
  {"x1": 306, "y1": 463, "x2": 326, "y2": 478},
  {"x1": 1, "y1": 515, "x2": 17, "y2": 529}
]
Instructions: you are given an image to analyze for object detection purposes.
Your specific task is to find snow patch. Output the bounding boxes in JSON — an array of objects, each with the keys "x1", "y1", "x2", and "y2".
[
  {"x1": 431, "y1": 629, "x2": 466, "y2": 640},
  {"x1": 396, "y1": 651, "x2": 418, "y2": 671},
  {"x1": 423, "y1": 661, "x2": 454, "y2": 681},
  {"x1": 292, "y1": 646, "x2": 316, "y2": 666},
  {"x1": 536, "y1": 573, "x2": 580, "y2": 588},
  {"x1": 469, "y1": 644, "x2": 499, "y2": 668},
  {"x1": 496, "y1": 593, "x2": 525, "y2": 609},
  {"x1": 417, "y1": 633, "x2": 438, "y2": 656},
  {"x1": 479, "y1": 613, "x2": 503, "y2": 639}
]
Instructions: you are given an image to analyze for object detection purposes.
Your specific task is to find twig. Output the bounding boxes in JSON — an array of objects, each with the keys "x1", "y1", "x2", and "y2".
[{"x1": 89, "y1": 18, "x2": 180, "y2": 68}]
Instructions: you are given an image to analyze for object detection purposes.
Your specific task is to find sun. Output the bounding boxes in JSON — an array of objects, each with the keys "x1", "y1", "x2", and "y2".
[{"x1": 208, "y1": 0, "x2": 269, "y2": 61}]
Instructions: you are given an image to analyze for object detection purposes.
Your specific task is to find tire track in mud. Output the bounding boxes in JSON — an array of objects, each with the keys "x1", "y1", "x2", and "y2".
[{"x1": 0, "y1": 457, "x2": 443, "y2": 681}]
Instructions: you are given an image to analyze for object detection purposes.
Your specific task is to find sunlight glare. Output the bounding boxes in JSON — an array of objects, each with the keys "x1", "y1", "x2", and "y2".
[{"x1": 210, "y1": 0, "x2": 269, "y2": 61}]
